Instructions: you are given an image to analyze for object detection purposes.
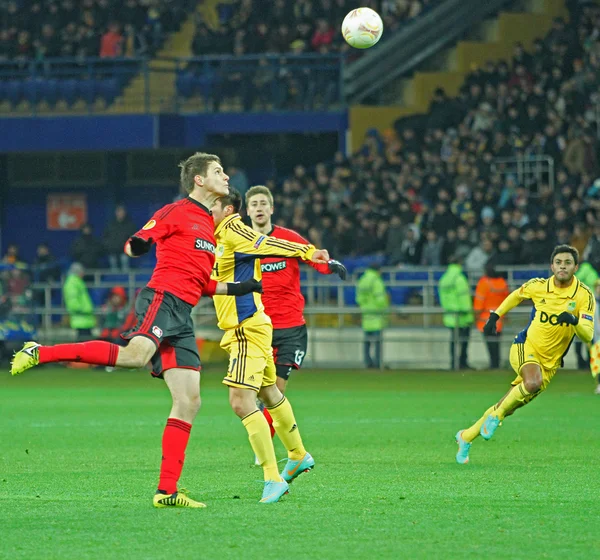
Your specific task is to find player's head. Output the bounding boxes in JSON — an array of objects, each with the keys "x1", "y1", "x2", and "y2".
[
  {"x1": 178, "y1": 152, "x2": 229, "y2": 197},
  {"x1": 246, "y1": 185, "x2": 274, "y2": 228},
  {"x1": 550, "y1": 244, "x2": 579, "y2": 284},
  {"x1": 211, "y1": 188, "x2": 242, "y2": 227}
]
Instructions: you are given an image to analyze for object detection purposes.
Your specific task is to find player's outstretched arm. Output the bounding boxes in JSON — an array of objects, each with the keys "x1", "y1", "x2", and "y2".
[
  {"x1": 204, "y1": 279, "x2": 262, "y2": 297},
  {"x1": 227, "y1": 221, "x2": 319, "y2": 261}
]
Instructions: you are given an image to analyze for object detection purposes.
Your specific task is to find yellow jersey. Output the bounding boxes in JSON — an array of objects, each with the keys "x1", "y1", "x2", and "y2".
[
  {"x1": 497, "y1": 276, "x2": 595, "y2": 369},
  {"x1": 211, "y1": 214, "x2": 316, "y2": 330}
]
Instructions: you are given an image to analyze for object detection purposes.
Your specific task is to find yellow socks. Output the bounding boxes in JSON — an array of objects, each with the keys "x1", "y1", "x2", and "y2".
[
  {"x1": 463, "y1": 383, "x2": 537, "y2": 443},
  {"x1": 242, "y1": 410, "x2": 279, "y2": 481},
  {"x1": 267, "y1": 397, "x2": 306, "y2": 461},
  {"x1": 494, "y1": 382, "x2": 534, "y2": 420},
  {"x1": 462, "y1": 405, "x2": 496, "y2": 443}
]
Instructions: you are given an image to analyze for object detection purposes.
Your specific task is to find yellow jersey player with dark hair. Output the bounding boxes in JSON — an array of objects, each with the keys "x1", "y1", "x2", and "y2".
[
  {"x1": 210, "y1": 188, "x2": 330, "y2": 503},
  {"x1": 456, "y1": 245, "x2": 595, "y2": 464}
]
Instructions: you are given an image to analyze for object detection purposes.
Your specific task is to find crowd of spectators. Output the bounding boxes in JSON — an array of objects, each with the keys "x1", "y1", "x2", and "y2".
[
  {"x1": 180, "y1": 0, "x2": 439, "y2": 111},
  {"x1": 265, "y1": 1, "x2": 600, "y2": 276},
  {"x1": 191, "y1": 0, "x2": 438, "y2": 57},
  {"x1": 0, "y1": 0, "x2": 195, "y2": 63}
]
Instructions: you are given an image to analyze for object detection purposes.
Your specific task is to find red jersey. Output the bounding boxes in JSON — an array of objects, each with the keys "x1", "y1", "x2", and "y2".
[
  {"x1": 260, "y1": 225, "x2": 331, "y2": 329},
  {"x1": 129, "y1": 197, "x2": 216, "y2": 306}
]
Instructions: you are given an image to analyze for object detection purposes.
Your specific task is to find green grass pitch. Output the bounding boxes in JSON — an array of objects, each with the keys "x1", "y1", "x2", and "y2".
[{"x1": 1, "y1": 366, "x2": 599, "y2": 559}]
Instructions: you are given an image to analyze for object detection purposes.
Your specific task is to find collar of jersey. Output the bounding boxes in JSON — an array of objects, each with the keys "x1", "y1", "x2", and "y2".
[
  {"x1": 547, "y1": 276, "x2": 579, "y2": 298},
  {"x1": 215, "y1": 213, "x2": 241, "y2": 237},
  {"x1": 186, "y1": 196, "x2": 212, "y2": 215}
]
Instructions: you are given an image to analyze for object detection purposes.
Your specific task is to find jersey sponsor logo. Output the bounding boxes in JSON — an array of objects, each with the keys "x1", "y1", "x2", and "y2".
[
  {"x1": 539, "y1": 311, "x2": 573, "y2": 326},
  {"x1": 582, "y1": 313, "x2": 593, "y2": 321},
  {"x1": 195, "y1": 238, "x2": 216, "y2": 253},
  {"x1": 261, "y1": 260, "x2": 287, "y2": 273},
  {"x1": 254, "y1": 235, "x2": 266, "y2": 249},
  {"x1": 142, "y1": 219, "x2": 156, "y2": 230},
  {"x1": 567, "y1": 301, "x2": 576, "y2": 312},
  {"x1": 152, "y1": 325, "x2": 163, "y2": 338}
]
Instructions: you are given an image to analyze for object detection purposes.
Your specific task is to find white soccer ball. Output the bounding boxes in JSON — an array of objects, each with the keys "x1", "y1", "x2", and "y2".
[{"x1": 341, "y1": 7, "x2": 384, "y2": 49}]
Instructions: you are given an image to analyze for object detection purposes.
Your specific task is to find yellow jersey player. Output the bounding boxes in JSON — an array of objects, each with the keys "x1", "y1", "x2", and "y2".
[
  {"x1": 210, "y1": 188, "x2": 330, "y2": 503},
  {"x1": 456, "y1": 245, "x2": 595, "y2": 464}
]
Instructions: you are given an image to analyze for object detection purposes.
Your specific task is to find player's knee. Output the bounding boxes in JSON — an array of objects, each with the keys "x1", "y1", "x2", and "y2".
[
  {"x1": 229, "y1": 390, "x2": 254, "y2": 418},
  {"x1": 173, "y1": 390, "x2": 201, "y2": 416},
  {"x1": 523, "y1": 375, "x2": 543, "y2": 394}
]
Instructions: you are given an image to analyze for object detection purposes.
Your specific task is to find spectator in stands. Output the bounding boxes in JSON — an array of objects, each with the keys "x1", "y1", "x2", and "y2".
[
  {"x1": 453, "y1": 224, "x2": 474, "y2": 262},
  {"x1": 71, "y1": 224, "x2": 105, "y2": 270},
  {"x1": 583, "y1": 224, "x2": 600, "y2": 266},
  {"x1": 420, "y1": 229, "x2": 444, "y2": 266},
  {"x1": 63, "y1": 262, "x2": 96, "y2": 341},
  {"x1": 438, "y1": 255, "x2": 474, "y2": 370},
  {"x1": 99, "y1": 286, "x2": 128, "y2": 343},
  {"x1": 228, "y1": 166, "x2": 250, "y2": 198},
  {"x1": 473, "y1": 262, "x2": 510, "y2": 370},
  {"x1": 465, "y1": 237, "x2": 495, "y2": 278},
  {"x1": 2, "y1": 244, "x2": 26, "y2": 267},
  {"x1": 356, "y1": 263, "x2": 389, "y2": 370},
  {"x1": 32, "y1": 243, "x2": 62, "y2": 307},
  {"x1": 32, "y1": 243, "x2": 61, "y2": 283},
  {"x1": 103, "y1": 205, "x2": 136, "y2": 271},
  {"x1": 100, "y1": 22, "x2": 123, "y2": 57},
  {"x1": 489, "y1": 238, "x2": 515, "y2": 268},
  {"x1": 385, "y1": 215, "x2": 406, "y2": 266},
  {"x1": 6, "y1": 266, "x2": 30, "y2": 311},
  {"x1": 398, "y1": 224, "x2": 422, "y2": 265}
]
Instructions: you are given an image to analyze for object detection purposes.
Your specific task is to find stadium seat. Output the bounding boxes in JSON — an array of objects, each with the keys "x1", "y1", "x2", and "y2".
[
  {"x1": 6, "y1": 80, "x2": 23, "y2": 107},
  {"x1": 343, "y1": 286, "x2": 357, "y2": 305},
  {"x1": 22, "y1": 79, "x2": 41, "y2": 105},
  {"x1": 59, "y1": 79, "x2": 78, "y2": 107},
  {"x1": 79, "y1": 79, "x2": 97, "y2": 105},
  {"x1": 99, "y1": 78, "x2": 119, "y2": 105},
  {"x1": 176, "y1": 71, "x2": 194, "y2": 99},
  {"x1": 40, "y1": 79, "x2": 59, "y2": 107},
  {"x1": 89, "y1": 287, "x2": 109, "y2": 306},
  {"x1": 195, "y1": 71, "x2": 216, "y2": 101}
]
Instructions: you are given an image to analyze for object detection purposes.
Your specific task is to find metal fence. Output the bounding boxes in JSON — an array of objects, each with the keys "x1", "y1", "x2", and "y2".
[
  {"x1": 491, "y1": 155, "x2": 555, "y2": 192},
  {"x1": 4, "y1": 262, "x2": 578, "y2": 369}
]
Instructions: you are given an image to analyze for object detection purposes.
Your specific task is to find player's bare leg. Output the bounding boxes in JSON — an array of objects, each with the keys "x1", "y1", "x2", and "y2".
[
  {"x1": 275, "y1": 376, "x2": 288, "y2": 394},
  {"x1": 154, "y1": 368, "x2": 205, "y2": 508},
  {"x1": 259, "y1": 384, "x2": 314, "y2": 483}
]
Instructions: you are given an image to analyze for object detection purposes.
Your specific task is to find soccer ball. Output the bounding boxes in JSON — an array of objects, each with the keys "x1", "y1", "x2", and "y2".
[{"x1": 341, "y1": 8, "x2": 384, "y2": 49}]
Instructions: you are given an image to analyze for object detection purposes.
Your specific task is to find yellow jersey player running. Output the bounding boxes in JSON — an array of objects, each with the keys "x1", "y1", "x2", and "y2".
[
  {"x1": 210, "y1": 188, "x2": 330, "y2": 503},
  {"x1": 456, "y1": 245, "x2": 595, "y2": 464}
]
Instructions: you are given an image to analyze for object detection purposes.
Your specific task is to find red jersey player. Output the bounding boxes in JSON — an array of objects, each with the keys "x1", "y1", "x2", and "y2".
[
  {"x1": 11, "y1": 153, "x2": 261, "y2": 508},
  {"x1": 245, "y1": 185, "x2": 346, "y2": 393}
]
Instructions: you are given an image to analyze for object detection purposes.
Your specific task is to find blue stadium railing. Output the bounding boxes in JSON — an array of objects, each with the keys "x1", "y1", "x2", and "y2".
[{"x1": 0, "y1": 54, "x2": 344, "y2": 114}]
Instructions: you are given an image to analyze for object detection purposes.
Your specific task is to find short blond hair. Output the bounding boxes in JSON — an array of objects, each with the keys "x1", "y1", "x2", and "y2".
[{"x1": 246, "y1": 185, "x2": 274, "y2": 207}]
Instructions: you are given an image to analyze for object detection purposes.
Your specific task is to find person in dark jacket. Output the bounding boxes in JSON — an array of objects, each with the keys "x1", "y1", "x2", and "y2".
[
  {"x1": 70, "y1": 224, "x2": 105, "y2": 270},
  {"x1": 103, "y1": 205, "x2": 137, "y2": 271},
  {"x1": 32, "y1": 243, "x2": 62, "y2": 307}
]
